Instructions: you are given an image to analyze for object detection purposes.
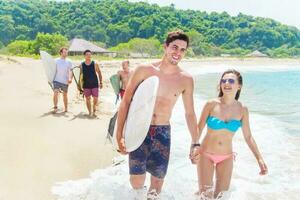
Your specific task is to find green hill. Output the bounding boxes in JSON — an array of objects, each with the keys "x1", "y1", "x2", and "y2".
[{"x1": 1, "y1": 0, "x2": 300, "y2": 57}]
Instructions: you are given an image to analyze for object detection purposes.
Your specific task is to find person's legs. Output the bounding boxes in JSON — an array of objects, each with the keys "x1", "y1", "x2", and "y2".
[
  {"x1": 63, "y1": 92, "x2": 68, "y2": 112},
  {"x1": 130, "y1": 174, "x2": 146, "y2": 189},
  {"x1": 92, "y1": 97, "x2": 98, "y2": 116},
  {"x1": 214, "y1": 155, "x2": 233, "y2": 198},
  {"x1": 197, "y1": 154, "x2": 215, "y2": 198},
  {"x1": 60, "y1": 83, "x2": 69, "y2": 112},
  {"x1": 129, "y1": 131, "x2": 150, "y2": 196},
  {"x1": 129, "y1": 174, "x2": 147, "y2": 199},
  {"x1": 146, "y1": 125, "x2": 170, "y2": 197},
  {"x1": 85, "y1": 96, "x2": 92, "y2": 116},
  {"x1": 149, "y1": 175, "x2": 164, "y2": 193},
  {"x1": 91, "y1": 88, "x2": 99, "y2": 116},
  {"x1": 84, "y1": 89, "x2": 92, "y2": 116},
  {"x1": 53, "y1": 90, "x2": 59, "y2": 113},
  {"x1": 147, "y1": 176, "x2": 163, "y2": 200}
]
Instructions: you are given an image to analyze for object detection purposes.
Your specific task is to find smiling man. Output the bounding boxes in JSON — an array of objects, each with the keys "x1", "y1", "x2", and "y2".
[{"x1": 116, "y1": 31, "x2": 200, "y2": 199}]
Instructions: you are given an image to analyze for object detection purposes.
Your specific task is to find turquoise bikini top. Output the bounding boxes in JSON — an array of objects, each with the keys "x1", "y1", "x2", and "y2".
[{"x1": 206, "y1": 116, "x2": 242, "y2": 133}]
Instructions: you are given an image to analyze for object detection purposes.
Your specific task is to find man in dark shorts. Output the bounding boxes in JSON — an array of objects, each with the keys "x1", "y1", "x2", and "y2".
[
  {"x1": 80, "y1": 50, "x2": 103, "y2": 117},
  {"x1": 53, "y1": 47, "x2": 73, "y2": 113},
  {"x1": 116, "y1": 31, "x2": 200, "y2": 199}
]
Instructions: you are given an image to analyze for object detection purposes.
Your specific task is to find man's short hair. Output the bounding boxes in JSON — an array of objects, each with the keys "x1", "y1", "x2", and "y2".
[
  {"x1": 165, "y1": 31, "x2": 189, "y2": 47},
  {"x1": 83, "y1": 49, "x2": 92, "y2": 55},
  {"x1": 122, "y1": 60, "x2": 129, "y2": 65},
  {"x1": 59, "y1": 47, "x2": 68, "y2": 54}
]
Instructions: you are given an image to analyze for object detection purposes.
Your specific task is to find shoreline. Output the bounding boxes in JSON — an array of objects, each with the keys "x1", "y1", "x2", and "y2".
[
  {"x1": 0, "y1": 56, "x2": 299, "y2": 200},
  {"x1": 2, "y1": 54, "x2": 300, "y2": 64}
]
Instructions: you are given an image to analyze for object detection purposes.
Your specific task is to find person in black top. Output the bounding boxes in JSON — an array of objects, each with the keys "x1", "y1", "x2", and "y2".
[{"x1": 80, "y1": 50, "x2": 103, "y2": 117}]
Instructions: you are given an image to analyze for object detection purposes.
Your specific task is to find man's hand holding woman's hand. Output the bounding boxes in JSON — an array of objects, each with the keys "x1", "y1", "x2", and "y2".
[{"x1": 189, "y1": 143, "x2": 202, "y2": 164}]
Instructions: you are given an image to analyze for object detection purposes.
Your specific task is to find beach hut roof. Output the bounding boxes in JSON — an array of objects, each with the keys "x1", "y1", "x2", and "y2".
[
  {"x1": 247, "y1": 50, "x2": 268, "y2": 57},
  {"x1": 69, "y1": 38, "x2": 112, "y2": 53}
]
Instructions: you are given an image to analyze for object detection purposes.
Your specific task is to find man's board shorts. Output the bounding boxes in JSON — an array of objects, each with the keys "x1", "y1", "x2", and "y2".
[
  {"x1": 119, "y1": 89, "x2": 125, "y2": 99},
  {"x1": 129, "y1": 125, "x2": 171, "y2": 179},
  {"x1": 83, "y1": 88, "x2": 99, "y2": 97},
  {"x1": 53, "y1": 81, "x2": 68, "y2": 93}
]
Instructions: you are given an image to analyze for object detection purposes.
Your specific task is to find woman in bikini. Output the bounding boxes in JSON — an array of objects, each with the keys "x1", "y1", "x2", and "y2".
[{"x1": 196, "y1": 69, "x2": 268, "y2": 198}]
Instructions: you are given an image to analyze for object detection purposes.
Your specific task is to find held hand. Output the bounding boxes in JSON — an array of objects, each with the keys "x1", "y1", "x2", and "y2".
[
  {"x1": 117, "y1": 138, "x2": 127, "y2": 155},
  {"x1": 258, "y1": 159, "x2": 268, "y2": 175},
  {"x1": 68, "y1": 79, "x2": 72, "y2": 84},
  {"x1": 189, "y1": 145, "x2": 202, "y2": 164}
]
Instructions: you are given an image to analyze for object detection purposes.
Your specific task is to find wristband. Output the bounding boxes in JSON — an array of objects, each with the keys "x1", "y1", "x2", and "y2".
[{"x1": 191, "y1": 143, "x2": 201, "y2": 148}]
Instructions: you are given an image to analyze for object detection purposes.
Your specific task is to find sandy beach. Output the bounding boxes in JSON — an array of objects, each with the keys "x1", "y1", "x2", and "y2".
[
  {"x1": 0, "y1": 56, "x2": 120, "y2": 200},
  {"x1": 0, "y1": 55, "x2": 299, "y2": 200}
]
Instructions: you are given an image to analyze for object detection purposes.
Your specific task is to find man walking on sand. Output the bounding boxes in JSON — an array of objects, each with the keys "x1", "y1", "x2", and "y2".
[
  {"x1": 53, "y1": 47, "x2": 73, "y2": 113},
  {"x1": 80, "y1": 50, "x2": 103, "y2": 117},
  {"x1": 117, "y1": 60, "x2": 132, "y2": 99},
  {"x1": 116, "y1": 31, "x2": 200, "y2": 199}
]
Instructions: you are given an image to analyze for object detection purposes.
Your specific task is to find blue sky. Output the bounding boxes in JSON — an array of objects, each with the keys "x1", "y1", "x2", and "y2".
[{"x1": 130, "y1": 0, "x2": 300, "y2": 29}]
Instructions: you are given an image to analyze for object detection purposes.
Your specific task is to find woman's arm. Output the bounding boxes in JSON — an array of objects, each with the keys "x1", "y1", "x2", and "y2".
[{"x1": 241, "y1": 106, "x2": 268, "y2": 175}]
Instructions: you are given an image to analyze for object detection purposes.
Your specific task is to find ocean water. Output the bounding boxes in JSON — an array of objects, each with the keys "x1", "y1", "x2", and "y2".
[{"x1": 52, "y1": 65, "x2": 300, "y2": 200}]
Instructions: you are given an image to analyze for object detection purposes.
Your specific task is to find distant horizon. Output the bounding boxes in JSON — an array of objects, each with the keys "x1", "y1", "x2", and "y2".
[{"x1": 130, "y1": 0, "x2": 300, "y2": 29}]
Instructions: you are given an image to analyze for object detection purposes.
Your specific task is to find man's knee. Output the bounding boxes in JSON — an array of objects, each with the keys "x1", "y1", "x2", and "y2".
[
  {"x1": 86, "y1": 96, "x2": 91, "y2": 101},
  {"x1": 54, "y1": 90, "x2": 59, "y2": 96},
  {"x1": 93, "y1": 97, "x2": 98, "y2": 102},
  {"x1": 130, "y1": 175, "x2": 145, "y2": 189},
  {"x1": 151, "y1": 177, "x2": 164, "y2": 185},
  {"x1": 151, "y1": 176, "x2": 164, "y2": 193}
]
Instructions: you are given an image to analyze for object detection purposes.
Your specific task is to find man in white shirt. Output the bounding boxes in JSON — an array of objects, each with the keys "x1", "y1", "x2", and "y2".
[{"x1": 52, "y1": 47, "x2": 73, "y2": 113}]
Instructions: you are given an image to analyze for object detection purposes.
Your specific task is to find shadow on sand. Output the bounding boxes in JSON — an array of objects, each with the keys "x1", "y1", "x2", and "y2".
[
  {"x1": 39, "y1": 110, "x2": 71, "y2": 118},
  {"x1": 69, "y1": 112, "x2": 99, "y2": 121}
]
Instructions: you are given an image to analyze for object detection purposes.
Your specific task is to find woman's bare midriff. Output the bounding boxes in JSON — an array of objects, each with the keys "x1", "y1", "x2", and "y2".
[{"x1": 201, "y1": 129, "x2": 234, "y2": 154}]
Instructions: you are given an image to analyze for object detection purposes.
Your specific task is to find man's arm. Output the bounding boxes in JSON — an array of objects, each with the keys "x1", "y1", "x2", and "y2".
[
  {"x1": 182, "y1": 75, "x2": 200, "y2": 163},
  {"x1": 68, "y1": 61, "x2": 73, "y2": 84},
  {"x1": 95, "y1": 62, "x2": 103, "y2": 88},
  {"x1": 182, "y1": 76, "x2": 199, "y2": 144},
  {"x1": 116, "y1": 66, "x2": 148, "y2": 153}
]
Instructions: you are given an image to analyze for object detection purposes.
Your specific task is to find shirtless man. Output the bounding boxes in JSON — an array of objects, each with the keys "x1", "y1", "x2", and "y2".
[
  {"x1": 116, "y1": 31, "x2": 200, "y2": 199},
  {"x1": 117, "y1": 60, "x2": 131, "y2": 99}
]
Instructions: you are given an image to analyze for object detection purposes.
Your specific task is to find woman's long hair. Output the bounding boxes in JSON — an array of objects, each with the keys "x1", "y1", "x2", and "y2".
[{"x1": 218, "y1": 69, "x2": 243, "y2": 100}]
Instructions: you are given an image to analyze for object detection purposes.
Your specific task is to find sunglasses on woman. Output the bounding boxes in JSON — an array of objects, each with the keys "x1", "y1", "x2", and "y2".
[{"x1": 221, "y1": 78, "x2": 235, "y2": 84}]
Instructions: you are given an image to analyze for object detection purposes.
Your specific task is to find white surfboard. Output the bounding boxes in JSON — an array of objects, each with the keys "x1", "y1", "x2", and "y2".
[
  {"x1": 40, "y1": 50, "x2": 57, "y2": 89},
  {"x1": 112, "y1": 76, "x2": 159, "y2": 152},
  {"x1": 72, "y1": 66, "x2": 84, "y2": 93}
]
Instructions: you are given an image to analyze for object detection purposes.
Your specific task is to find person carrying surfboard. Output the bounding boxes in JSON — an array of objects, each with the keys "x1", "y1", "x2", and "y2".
[
  {"x1": 117, "y1": 60, "x2": 132, "y2": 99},
  {"x1": 53, "y1": 47, "x2": 73, "y2": 113},
  {"x1": 116, "y1": 31, "x2": 200, "y2": 199},
  {"x1": 79, "y1": 50, "x2": 103, "y2": 117}
]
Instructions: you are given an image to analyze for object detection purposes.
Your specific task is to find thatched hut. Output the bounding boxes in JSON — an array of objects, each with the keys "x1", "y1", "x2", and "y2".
[
  {"x1": 247, "y1": 50, "x2": 268, "y2": 57},
  {"x1": 68, "y1": 38, "x2": 116, "y2": 57}
]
